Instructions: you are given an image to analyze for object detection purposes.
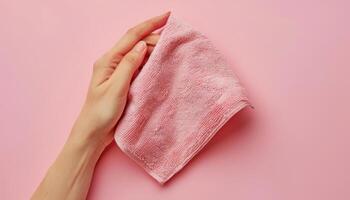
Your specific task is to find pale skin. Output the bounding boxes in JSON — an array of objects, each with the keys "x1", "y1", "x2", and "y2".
[{"x1": 31, "y1": 12, "x2": 171, "y2": 200}]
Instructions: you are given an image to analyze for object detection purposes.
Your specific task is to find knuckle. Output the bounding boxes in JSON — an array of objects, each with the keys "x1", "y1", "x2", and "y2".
[
  {"x1": 125, "y1": 27, "x2": 134, "y2": 35},
  {"x1": 93, "y1": 53, "x2": 109, "y2": 71},
  {"x1": 124, "y1": 53, "x2": 138, "y2": 65},
  {"x1": 93, "y1": 59, "x2": 102, "y2": 70},
  {"x1": 126, "y1": 27, "x2": 140, "y2": 38},
  {"x1": 93, "y1": 54, "x2": 105, "y2": 66},
  {"x1": 126, "y1": 24, "x2": 150, "y2": 38}
]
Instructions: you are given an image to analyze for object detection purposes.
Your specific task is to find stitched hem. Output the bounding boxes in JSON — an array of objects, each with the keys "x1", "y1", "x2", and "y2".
[
  {"x1": 116, "y1": 98, "x2": 250, "y2": 184},
  {"x1": 114, "y1": 14, "x2": 252, "y2": 184}
]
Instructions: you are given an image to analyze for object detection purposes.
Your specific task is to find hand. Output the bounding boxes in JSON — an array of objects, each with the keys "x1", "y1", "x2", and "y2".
[
  {"x1": 31, "y1": 13, "x2": 171, "y2": 200},
  {"x1": 69, "y1": 12, "x2": 170, "y2": 150}
]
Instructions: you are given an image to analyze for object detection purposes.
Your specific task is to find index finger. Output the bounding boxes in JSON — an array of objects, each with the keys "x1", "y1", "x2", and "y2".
[{"x1": 109, "y1": 12, "x2": 170, "y2": 56}]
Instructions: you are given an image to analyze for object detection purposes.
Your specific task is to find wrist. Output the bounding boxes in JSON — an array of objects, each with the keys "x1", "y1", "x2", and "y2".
[
  {"x1": 70, "y1": 111, "x2": 114, "y2": 151},
  {"x1": 66, "y1": 130, "x2": 107, "y2": 160}
]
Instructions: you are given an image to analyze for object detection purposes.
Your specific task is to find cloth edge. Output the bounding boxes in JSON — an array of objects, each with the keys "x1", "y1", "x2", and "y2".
[
  {"x1": 116, "y1": 98, "x2": 251, "y2": 184},
  {"x1": 158, "y1": 99, "x2": 250, "y2": 184},
  {"x1": 114, "y1": 13, "x2": 253, "y2": 184}
]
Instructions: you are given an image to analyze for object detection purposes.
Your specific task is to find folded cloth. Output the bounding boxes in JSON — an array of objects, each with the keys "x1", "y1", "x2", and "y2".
[{"x1": 114, "y1": 14, "x2": 250, "y2": 184}]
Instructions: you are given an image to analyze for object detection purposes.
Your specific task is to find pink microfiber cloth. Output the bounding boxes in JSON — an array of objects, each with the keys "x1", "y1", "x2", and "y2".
[{"x1": 114, "y1": 15, "x2": 250, "y2": 184}]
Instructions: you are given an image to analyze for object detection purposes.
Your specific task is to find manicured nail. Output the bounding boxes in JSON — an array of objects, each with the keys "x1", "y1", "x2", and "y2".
[{"x1": 134, "y1": 41, "x2": 146, "y2": 52}]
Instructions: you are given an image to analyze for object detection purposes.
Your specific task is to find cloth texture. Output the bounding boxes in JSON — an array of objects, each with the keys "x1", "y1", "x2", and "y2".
[{"x1": 114, "y1": 15, "x2": 250, "y2": 184}]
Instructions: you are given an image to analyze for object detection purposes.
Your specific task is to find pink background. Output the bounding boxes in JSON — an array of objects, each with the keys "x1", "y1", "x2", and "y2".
[{"x1": 1, "y1": 0, "x2": 349, "y2": 199}]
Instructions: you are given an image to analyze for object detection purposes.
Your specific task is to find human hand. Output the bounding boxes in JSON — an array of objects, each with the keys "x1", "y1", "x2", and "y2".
[
  {"x1": 31, "y1": 12, "x2": 171, "y2": 200},
  {"x1": 69, "y1": 12, "x2": 170, "y2": 150}
]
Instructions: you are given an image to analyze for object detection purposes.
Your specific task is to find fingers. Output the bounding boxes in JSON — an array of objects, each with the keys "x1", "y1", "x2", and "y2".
[
  {"x1": 147, "y1": 46, "x2": 155, "y2": 55},
  {"x1": 108, "y1": 41, "x2": 147, "y2": 96},
  {"x1": 144, "y1": 33, "x2": 159, "y2": 55},
  {"x1": 143, "y1": 33, "x2": 160, "y2": 46},
  {"x1": 91, "y1": 13, "x2": 166, "y2": 89},
  {"x1": 109, "y1": 12, "x2": 170, "y2": 56}
]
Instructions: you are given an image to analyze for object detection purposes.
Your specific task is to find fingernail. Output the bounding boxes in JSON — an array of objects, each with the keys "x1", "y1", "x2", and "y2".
[
  {"x1": 134, "y1": 41, "x2": 146, "y2": 52},
  {"x1": 162, "y1": 11, "x2": 171, "y2": 17}
]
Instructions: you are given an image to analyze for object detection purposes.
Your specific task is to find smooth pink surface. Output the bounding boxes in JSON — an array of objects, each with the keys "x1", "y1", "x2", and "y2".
[{"x1": 0, "y1": 1, "x2": 349, "y2": 199}]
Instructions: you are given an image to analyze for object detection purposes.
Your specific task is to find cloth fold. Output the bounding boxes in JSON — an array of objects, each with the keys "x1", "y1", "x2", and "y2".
[{"x1": 114, "y1": 14, "x2": 250, "y2": 184}]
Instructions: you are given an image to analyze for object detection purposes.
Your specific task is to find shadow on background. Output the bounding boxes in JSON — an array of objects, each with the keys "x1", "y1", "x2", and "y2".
[
  {"x1": 164, "y1": 107, "x2": 254, "y2": 186},
  {"x1": 89, "y1": 107, "x2": 254, "y2": 193}
]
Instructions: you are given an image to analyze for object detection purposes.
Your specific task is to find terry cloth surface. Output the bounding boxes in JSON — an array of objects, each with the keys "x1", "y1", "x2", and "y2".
[{"x1": 114, "y1": 14, "x2": 250, "y2": 184}]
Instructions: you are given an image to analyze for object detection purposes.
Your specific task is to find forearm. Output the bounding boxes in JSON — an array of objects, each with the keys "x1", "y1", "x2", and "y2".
[
  {"x1": 31, "y1": 133, "x2": 105, "y2": 200},
  {"x1": 31, "y1": 12, "x2": 169, "y2": 200}
]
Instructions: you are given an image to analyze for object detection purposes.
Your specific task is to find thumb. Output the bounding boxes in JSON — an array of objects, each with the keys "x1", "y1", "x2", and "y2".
[{"x1": 109, "y1": 41, "x2": 147, "y2": 95}]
